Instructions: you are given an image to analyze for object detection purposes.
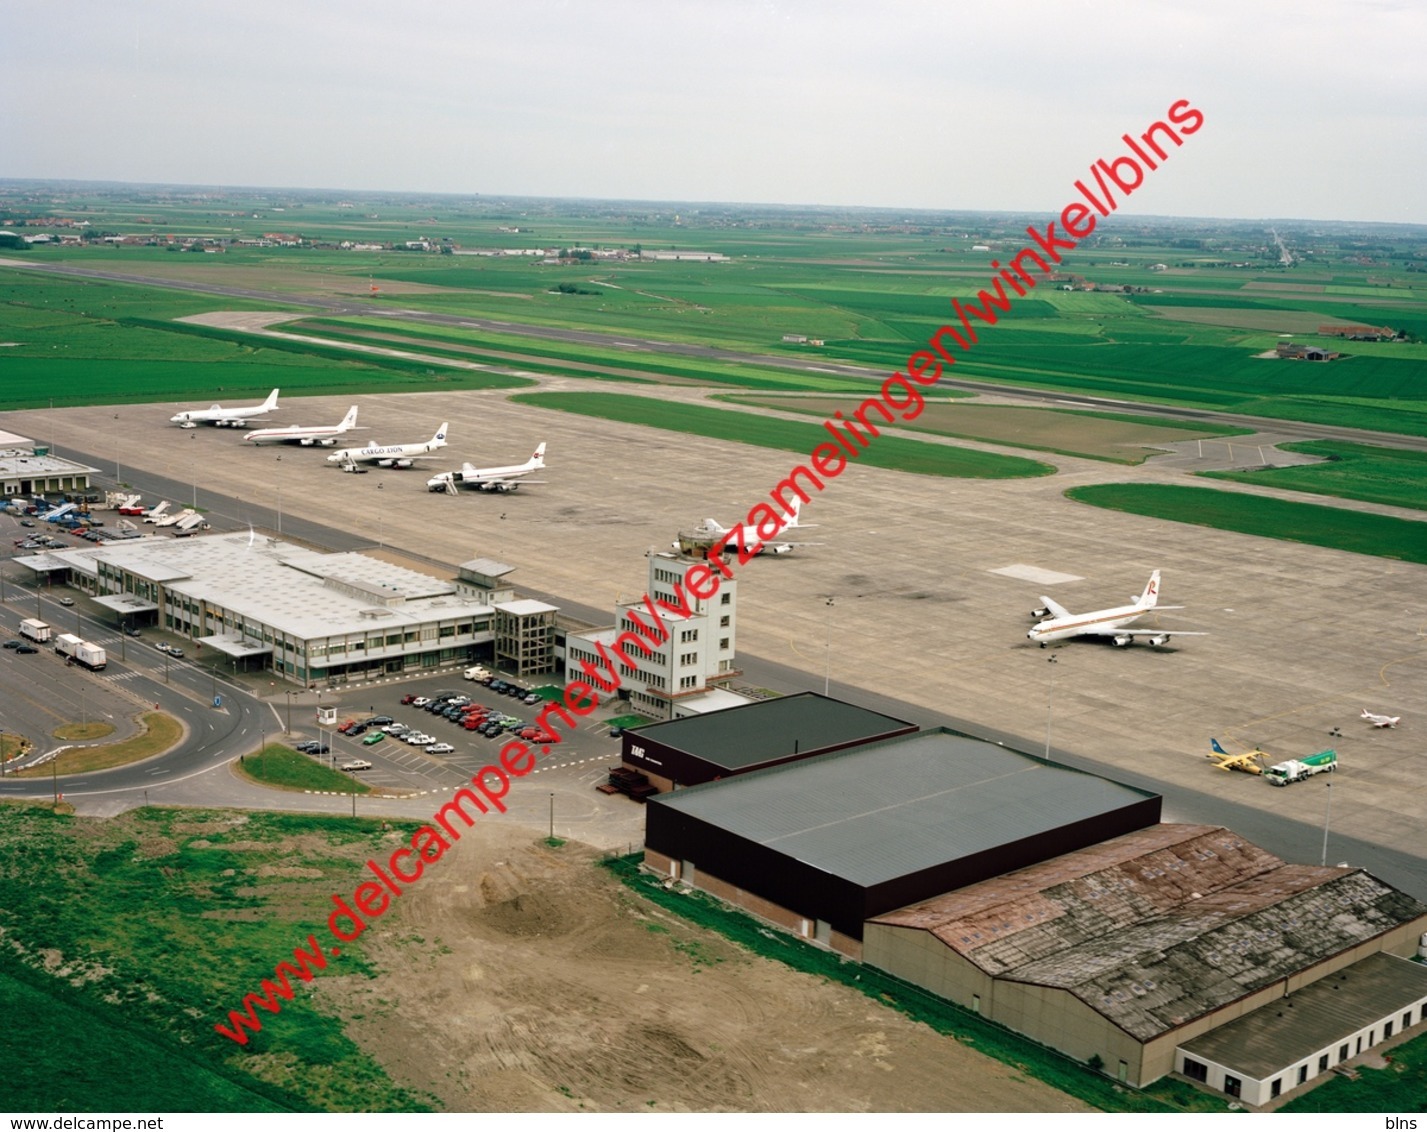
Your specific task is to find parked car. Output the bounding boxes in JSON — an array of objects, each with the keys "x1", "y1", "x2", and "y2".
[
  {"x1": 3, "y1": 640, "x2": 21, "y2": 650},
  {"x1": 489, "y1": 680, "x2": 508, "y2": 693},
  {"x1": 369, "y1": 715, "x2": 394, "y2": 726},
  {"x1": 337, "y1": 719, "x2": 358, "y2": 734},
  {"x1": 155, "y1": 642, "x2": 173, "y2": 654},
  {"x1": 400, "y1": 694, "x2": 417, "y2": 705},
  {"x1": 340, "y1": 759, "x2": 372, "y2": 772},
  {"x1": 385, "y1": 723, "x2": 410, "y2": 735},
  {"x1": 167, "y1": 649, "x2": 184, "y2": 659},
  {"x1": 425, "y1": 743, "x2": 454, "y2": 755},
  {"x1": 411, "y1": 697, "x2": 431, "y2": 708},
  {"x1": 361, "y1": 731, "x2": 386, "y2": 745},
  {"x1": 522, "y1": 693, "x2": 542, "y2": 705},
  {"x1": 348, "y1": 723, "x2": 368, "y2": 736},
  {"x1": 58, "y1": 597, "x2": 74, "y2": 607},
  {"x1": 15, "y1": 644, "x2": 37, "y2": 654},
  {"x1": 125, "y1": 627, "x2": 141, "y2": 638},
  {"x1": 479, "y1": 722, "x2": 504, "y2": 737}
]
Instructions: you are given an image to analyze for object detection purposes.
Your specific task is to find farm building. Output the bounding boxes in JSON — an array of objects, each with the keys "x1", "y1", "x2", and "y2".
[
  {"x1": 621, "y1": 691, "x2": 916, "y2": 791},
  {"x1": 863, "y1": 823, "x2": 1427, "y2": 1096},
  {"x1": 643, "y1": 728, "x2": 1162, "y2": 955}
]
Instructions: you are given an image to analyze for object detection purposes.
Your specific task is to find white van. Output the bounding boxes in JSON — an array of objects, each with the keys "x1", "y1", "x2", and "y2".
[{"x1": 463, "y1": 665, "x2": 491, "y2": 681}]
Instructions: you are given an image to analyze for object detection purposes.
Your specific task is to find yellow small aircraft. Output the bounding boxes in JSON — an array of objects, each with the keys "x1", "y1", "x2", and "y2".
[{"x1": 1207, "y1": 738, "x2": 1267, "y2": 775}]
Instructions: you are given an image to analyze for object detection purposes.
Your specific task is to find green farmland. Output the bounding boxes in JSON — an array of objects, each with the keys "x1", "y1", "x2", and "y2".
[
  {"x1": 6, "y1": 187, "x2": 1427, "y2": 436},
  {"x1": 1066, "y1": 483, "x2": 1427, "y2": 564}
]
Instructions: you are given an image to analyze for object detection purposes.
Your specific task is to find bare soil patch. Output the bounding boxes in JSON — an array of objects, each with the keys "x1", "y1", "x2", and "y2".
[{"x1": 320, "y1": 821, "x2": 1089, "y2": 1112}]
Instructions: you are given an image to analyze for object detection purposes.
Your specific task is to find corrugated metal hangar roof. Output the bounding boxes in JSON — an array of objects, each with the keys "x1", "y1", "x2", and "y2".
[
  {"x1": 649, "y1": 728, "x2": 1157, "y2": 886},
  {"x1": 870, "y1": 824, "x2": 1427, "y2": 1040}
]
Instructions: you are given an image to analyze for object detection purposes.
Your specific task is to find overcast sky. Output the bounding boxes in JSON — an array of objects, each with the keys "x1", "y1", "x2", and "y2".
[{"x1": 4, "y1": 0, "x2": 1424, "y2": 224}]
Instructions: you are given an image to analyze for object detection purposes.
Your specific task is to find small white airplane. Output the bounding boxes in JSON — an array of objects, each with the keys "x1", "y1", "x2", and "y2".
[
  {"x1": 170, "y1": 389, "x2": 279, "y2": 428},
  {"x1": 427, "y1": 442, "x2": 546, "y2": 494},
  {"x1": 1026, "y1": 570, "x2": 1205, "y2": 647},
  {"x1": 680, "y1": 497, "x2": 820, "y2": 557},
  {"x1": 327, "y1": 423, "x2": 449, "y2": 469},
  {"x1": 1361, "y1": 708, "x2": 1401, "y2": 728},
  {"x1": 244, "y1": 406, "x2": 361, "y2": 446}
]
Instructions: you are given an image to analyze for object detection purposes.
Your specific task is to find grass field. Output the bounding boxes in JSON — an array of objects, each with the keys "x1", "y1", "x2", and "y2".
[
  {"x1": 1066, "y1": 484, "x2": 1427, "y2": 564},
  {"x1": 237, "y1": 743, "x2": 372, "y2": 794},
  {"x1": 0, "y1": 801, "x2": 432, "y2": 1112},
  {"x1": 512, "y1": 392, "x2": 1055, "y2": 479},
  {"x1": 721, "y1": 395, "x2": 1250, "y2": 464},
  {"x1": 1201, "y1": 440, "x2": 1427, "y2": 511}
]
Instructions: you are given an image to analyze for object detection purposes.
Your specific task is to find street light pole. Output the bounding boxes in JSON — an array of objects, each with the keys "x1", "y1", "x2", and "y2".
[
  {"x1": 285, "y1": 691, "x2": 293, "y2": 734},
  {"x1": 1045, "y1": 654, "x2": 1059, "y2": 760},
  {"x1": 1321, "y1": 780, "x2": 1334, "y2": 866},
  {"x1": 823, "y1": 596, "x2": 835, "y2": 696}
]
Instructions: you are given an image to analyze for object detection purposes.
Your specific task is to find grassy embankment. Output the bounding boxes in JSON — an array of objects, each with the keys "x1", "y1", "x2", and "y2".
[
  {"x1": 1066, "y1": 484, "x2": 1427, "y2": 565},
  {"x1": 0, "y1": 802, "x2": 432, "y2": 1112},
  {"x1": 236, "y1": 743, "x2": 372, "y2": 795},
  {"x1": 512, "y1": 392, "x2": 1055, "y2": 479}
]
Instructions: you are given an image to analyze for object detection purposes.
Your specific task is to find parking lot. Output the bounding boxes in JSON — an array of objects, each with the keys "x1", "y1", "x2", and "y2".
[{"x1": 278, "y1": 669, "x2": 644, "y2": 838}]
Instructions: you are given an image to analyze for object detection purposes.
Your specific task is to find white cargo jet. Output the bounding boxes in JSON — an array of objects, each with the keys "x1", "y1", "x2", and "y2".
[
  {"x1": 427, "y1": 442, "x2": 546, "y2": 494},
  {"x1": 244, "y1": 406, "x2": 361, "y2": 446},
  {"x1": 327, "y1": 422, "x2": 448, "y2": 469},
  {"x1": 1361, "y1": 708, "x2": 1401, "y2": 728},
  {"x1": 1026, "y1": 570, "x2": 1205, "y2": 647},
  {"x1": 170, "y1": 389, "x2": 279, "y2": 428},
  {"x1": 681, "y1": 497, "x2": 820, "y2": 557}
]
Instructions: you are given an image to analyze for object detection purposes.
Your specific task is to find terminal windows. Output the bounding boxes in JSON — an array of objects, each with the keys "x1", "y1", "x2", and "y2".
[{"x1": 1182, "y1": 1059, "x2": 1207, "y2": 1083}]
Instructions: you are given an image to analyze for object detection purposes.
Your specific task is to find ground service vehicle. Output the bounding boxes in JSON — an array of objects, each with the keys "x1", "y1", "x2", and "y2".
[
  {"x1": 1264, "y1": 749, "x2": 1337, "y2": 786},
  {"x1": 19, "y1": 619, "x2": 52, "y2": 643},
  {"x1": 463, "y1": 665, "x2": 491, "y2": 681}
]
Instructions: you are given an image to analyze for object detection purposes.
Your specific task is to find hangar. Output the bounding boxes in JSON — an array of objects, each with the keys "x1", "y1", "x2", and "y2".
[
  {"x1": 863, "y1": 822, "x2": 1427, "y2": 1094},
  {"x1": 621, "y1": 690, "x2": 916, "y2": 791},
  {"x1": 644, "y1": 728, "x2": 1161, "y2": 954}
]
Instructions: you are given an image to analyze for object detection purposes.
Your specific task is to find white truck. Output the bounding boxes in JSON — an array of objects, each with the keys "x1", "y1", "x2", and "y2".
[
  {"x1": 463, "y1": 665, "x2": 492, "y2": 681},
  {"x1": 54, "y1": 633, "x2": 107, "y2": 671},
  {"x1": 1264, "y1": 748, "x2": 1337, "y2": 787},
  {"x1": 20, "y1": 618, "x2": 52, "y2": 643}
]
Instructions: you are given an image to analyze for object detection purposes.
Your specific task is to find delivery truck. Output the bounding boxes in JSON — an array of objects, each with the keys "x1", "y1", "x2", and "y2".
[
  {"x1": 19, "y1": 618, "x2": 52, "y2": 643},
  {"x1": 54, "y1": 632, "x2": 107, "y2": 671}
]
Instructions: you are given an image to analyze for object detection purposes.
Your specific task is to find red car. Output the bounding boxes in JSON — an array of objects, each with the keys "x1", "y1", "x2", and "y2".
[
  {"x1": 400, "y1": 694, "x2": 417, "y2": 705},
  {"x1": 337, "y1": 718, "x2": 358, "y2": 734}
]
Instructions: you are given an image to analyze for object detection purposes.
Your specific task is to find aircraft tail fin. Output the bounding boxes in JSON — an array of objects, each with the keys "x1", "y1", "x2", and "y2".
[
  {"x1": 531, "y1": 442, "x2": 546, "y2": 466},
  {"x1": 340, "y1": 406, "x2": 358, "y2": 429},
  {"x1": 262, "y1": 389, "x2": 280, "y2": 411},
  {"x1": 1140, "y1": 570, "x2": 1162, "y2": 609},
  {"x1": 1210, "y1": 738, "x2": 1228, "y2": 756},
  {"x1": 432, "y1": 422, "x2": 449, "y2": 446}
]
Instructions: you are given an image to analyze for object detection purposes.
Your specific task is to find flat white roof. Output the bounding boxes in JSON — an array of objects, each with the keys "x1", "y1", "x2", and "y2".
[
  {"x1": 496, "y1": 598, "x2": 557, "y2": 616},
  {"x1": 34, "y1": 534, "x2": 496, "y2": 641}
]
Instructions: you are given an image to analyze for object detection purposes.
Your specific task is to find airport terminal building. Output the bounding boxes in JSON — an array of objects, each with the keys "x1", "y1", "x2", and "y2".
[{"x1": 19, "y1": 533, "x2": 516, "y2": 683}]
